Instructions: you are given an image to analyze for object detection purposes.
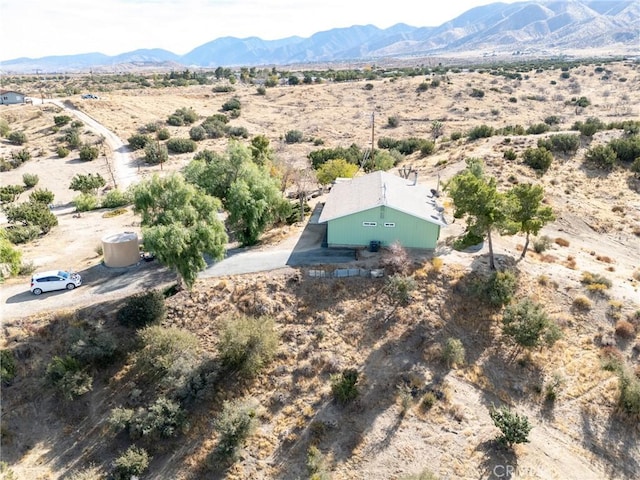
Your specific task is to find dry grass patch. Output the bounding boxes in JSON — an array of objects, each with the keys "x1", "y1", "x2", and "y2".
[
  {"x1": 573, "y1": 295, "x2": 593, "y2": 311},
  {"x1": 539, "y1": 254, "x2": 558, "y2": 263}
]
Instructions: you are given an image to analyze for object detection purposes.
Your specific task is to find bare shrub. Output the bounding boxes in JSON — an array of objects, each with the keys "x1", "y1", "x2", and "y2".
[
  {"x1": 615, "y1": 320, "x2": 636, "y2": 339},
  {"x1": 441, "y1": 338, "x2": 465, "y2": 368},
  {"x1": 600, "y1": 346, "x2": 623, "y2": 371},
  {"x1": 533, "y1": 235, "x2": 552, "y2": 253},
  {"x1": 67, "y1": 465, "x2": 106, "y2": 480},
  {"x1": 555, "y1": 237, "x2": 570, "y2": 247},
  {"x1": 381, "y1": 241, "x2": 410, "y2": 274}
]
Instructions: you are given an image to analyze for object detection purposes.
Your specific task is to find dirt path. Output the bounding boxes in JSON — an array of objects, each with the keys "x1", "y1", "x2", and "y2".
[{"x1": 44, "y1": 99, "x2": 138, "y2": 189}]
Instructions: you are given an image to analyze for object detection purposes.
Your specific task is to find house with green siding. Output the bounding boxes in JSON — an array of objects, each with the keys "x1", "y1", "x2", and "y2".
[{"x1": 317, "y1": 171, "x2": 446, "y2": 249}]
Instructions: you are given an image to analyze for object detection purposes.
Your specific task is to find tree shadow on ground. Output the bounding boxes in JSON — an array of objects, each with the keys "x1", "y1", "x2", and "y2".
[
  {"x1": 476, "y1": 439, "x2": 519, "y2": 480},
  {"x1": 267, "y1": 258, "x2": 500, "y2": 479},
  {"x1": 269, "y1": 316, "x2": 433, "y2": 479},
  {"x1": 580, "y1": 407, "x2": 640, "y2": 479},
  {"x1": 0, "y1": 298, "x2": 144, "y2": 475},
  {"x1": 480, "y1": 349, "x2": 546, "y2": 406}
]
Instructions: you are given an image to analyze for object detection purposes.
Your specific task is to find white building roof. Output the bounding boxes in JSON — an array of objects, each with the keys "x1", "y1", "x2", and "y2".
[{"x1": 318, "y1": 171, "x2": 446, "y2": 226}]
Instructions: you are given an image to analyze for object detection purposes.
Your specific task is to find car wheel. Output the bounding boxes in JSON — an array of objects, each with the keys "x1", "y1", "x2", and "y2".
[
  {"x1": 66, "y1": 283, "x2": 76, "y2": 290},
  {"x1": 32, "y1": 288, "x2": 42, "y2": 295}
]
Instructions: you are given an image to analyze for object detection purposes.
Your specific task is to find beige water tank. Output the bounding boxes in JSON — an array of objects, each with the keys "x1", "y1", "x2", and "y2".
[{"x1": 102, "y1": 232, "x2": 139, "y2": 268}]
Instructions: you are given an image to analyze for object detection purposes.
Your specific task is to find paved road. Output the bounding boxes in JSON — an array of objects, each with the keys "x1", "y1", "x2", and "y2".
[
  {"x1": 201, "y1": 203, "x2": 356, "y2": 277},
  {"x1": 1, "y1": 104, "x2": 359, "y2": 321}
]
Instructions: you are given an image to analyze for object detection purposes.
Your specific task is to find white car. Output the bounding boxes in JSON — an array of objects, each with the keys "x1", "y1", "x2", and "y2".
[{"x1": 30, "y1": 270, "x2": 82, "y2": 295}]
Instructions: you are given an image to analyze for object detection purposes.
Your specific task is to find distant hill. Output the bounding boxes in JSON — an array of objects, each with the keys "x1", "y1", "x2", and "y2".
[{"x1": 2, "y1": 0, "x2": 638, "y2": 73}]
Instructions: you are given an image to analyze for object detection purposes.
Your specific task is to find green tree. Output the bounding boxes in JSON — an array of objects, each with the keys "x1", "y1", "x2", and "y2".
[
  {"x1": 222, "y1": 97, "x2": 241, "y2": 112},
  {"x1": 8, "y1": 131, "x2": 27, "y2": 145},
  {"x1": 316, "y1": 158, "x2": 358, "y2": 186},
  {"x1": 69, "y1": 173, "x2": 106, "y2": 194},
  {"x1": 4, "y1": 200, "x2": 58, "y2": 234},
  {"x1": 0, "y1": 349, "x2": 17, "y2": 383},
  {"x1": 183, "y1": 143, "x2": 251, "y2": 202},
  {"x1": 431, "y1": 120, "x2": 444, "y2": 139},
  {"x1": 53, "y1": 115, "x2": 72, "y2": 126},
  {"x1": 117, "y1": 290, "x2": 166, "y2": 328},
  {"x1": 144, "y1": 141, "x2": 169, "y2": 165},
  {"x1": 445, "y1": 159, "x2": 509, "y2": 270},
  {"x1": 502, "y1": 299, "x2": 561, "y2": 354},
  {"x1": 29, "y1": 188, "x2": 55, "y2": 205},
  {"x1": 609, "y1": 135, "x2": 640, "y2": 164},
  {"x1": 136, "y1": 325, "x2": 199, "y2": 381},
  {"x1": 218, "y1": 314, "x2": 278, "y2": 378},
  {"x1": 507, "y1": 183, "x2": 555, "y2": 260},
  {"x1": 250, "y1": 134, "x2": 273, "y2": 166},
  {"x1": 365, "y1": 149, "x2": 396, "y2": 172},
  {"x1": 584, "y1": 144, "x2": 617, "y2": 170},
  {"x1": 331, "y1": 368, "x2": 360, "y2": 404},
  {"x1": 523, "y1": 147, "x2": 553, "y2": 173},
  {"x1": 226, "y1": 162, "x2": 290, "y2": 246},
  {"x1": 0, "y1": 230, "x2": 22, "y2": 279},
  {"x1": 489, "y1": 406, "x2": 533, "y2": 448},
  {"x1": 79, "y1": 144, "x2": 99, "y2": 161},
  {"x1": 127, "y1": 133, "x2": 152, "y2": 150},
  {"x1": 284, "y1": 129, "x2": 304, "y2": 144},
  {"x1": 46, "y1": 355, "x2": 92, "y2": 401},
  {"x1": 189, "y1": 125, "x2": 206, "y2": 141},
  {"x1": 112, "y1": 446, "x2": 150, "y2": 480},
  {"x1": 0, "y1": 185, "x2": 25, "y2": 203},
  {"x1": 0, "y1": 118, "x2": 9, "y2": 137},
  {"x1": 548, "y1": 133, "x2": 580, "y2": 155},
  {"x1": 214, "y1": 399, "x2": 258, "y2": 461},
  {"x1": 132, "y1": 174, "x2": 227, "y2": 288},
  {"x1": 166, "y1": 137, "x2": 197, "y2": 153},
  {"x1": 483, "y1": 270, "x2": 518, "y2": 307},
  {"x1": 22, "y1": 173, "x2": 39, "y2": 188}
]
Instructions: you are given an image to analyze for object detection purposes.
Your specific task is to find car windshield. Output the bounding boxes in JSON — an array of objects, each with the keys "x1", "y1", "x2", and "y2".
[{"x1": 58, "y1": 271, "x2": 69, "y2": 279}]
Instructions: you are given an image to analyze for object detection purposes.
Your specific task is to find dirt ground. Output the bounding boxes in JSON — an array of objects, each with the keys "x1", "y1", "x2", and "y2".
[{"x1": 1, "y1": 59, "x2": 640, "y2": 479}]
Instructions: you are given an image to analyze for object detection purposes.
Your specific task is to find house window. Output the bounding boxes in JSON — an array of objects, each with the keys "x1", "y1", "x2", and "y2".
[
  {"x1": 384, "y1": 222, "x2": 396, "y2": 228},
  {"x1": 362, "y1": 222, "x2": 377, "y2": 227}
]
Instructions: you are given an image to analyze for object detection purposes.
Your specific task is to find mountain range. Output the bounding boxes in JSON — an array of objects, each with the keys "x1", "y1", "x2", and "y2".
[{"x1": 2, "y1": 0, "x2": 638, "y2": 73}]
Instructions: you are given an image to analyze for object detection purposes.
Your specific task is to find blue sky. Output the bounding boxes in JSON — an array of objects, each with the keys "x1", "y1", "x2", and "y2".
[{"x1": 0, "y1": 0, "x2": 523, "y2": 61}]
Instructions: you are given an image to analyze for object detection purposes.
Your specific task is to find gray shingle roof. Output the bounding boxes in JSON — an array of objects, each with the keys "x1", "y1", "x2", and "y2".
[{"x1": 318, "y1": 171, "x2": 446, "y2": 226}]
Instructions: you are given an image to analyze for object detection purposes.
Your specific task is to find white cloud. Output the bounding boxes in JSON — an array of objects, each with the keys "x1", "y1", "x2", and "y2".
[{"x1": 0, "y1": 0, "x2": 520, "y2": 60}]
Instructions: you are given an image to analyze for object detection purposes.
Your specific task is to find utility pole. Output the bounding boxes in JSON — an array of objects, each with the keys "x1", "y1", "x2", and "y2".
[{"x1": 370, "y1": 111, "x2": 375, "y2": 164}]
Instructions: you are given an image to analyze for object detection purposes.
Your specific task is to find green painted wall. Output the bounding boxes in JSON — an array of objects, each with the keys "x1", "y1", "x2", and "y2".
[{"x1": 326, "y1": 206, "x2": 441, "y2": 249}]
